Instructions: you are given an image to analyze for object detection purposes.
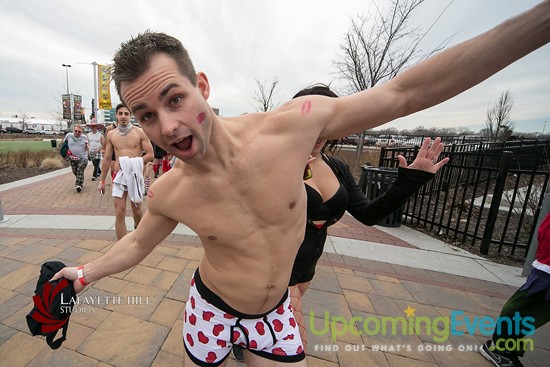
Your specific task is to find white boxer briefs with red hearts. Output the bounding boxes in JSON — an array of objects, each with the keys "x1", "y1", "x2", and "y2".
[{"x1": 183, "y1": 269, "x2": 305, "y2": 366}]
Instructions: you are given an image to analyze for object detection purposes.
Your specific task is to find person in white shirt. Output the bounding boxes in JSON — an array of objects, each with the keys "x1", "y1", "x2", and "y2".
[
  {"x1": 63, "y1": 124, "x2": 89, "y2": 193},
  {"x1": 87, "y1": 122, "x2": 105, "y2": 181}
]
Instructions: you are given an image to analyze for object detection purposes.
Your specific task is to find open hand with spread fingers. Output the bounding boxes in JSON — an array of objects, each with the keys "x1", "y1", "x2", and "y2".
[{"x1": 397, "y1": 137, "x2": 449, "y2": 173}]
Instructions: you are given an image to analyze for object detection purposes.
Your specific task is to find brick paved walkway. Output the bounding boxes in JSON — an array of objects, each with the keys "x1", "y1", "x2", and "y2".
[{"x1": 0, "y1": 166, "x2": 548, "y2": 366}]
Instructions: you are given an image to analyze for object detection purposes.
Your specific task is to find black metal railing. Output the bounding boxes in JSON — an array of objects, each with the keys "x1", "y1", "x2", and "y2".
[{"x1": 376, "y1": 139, "x2": 550, "y2": 257}]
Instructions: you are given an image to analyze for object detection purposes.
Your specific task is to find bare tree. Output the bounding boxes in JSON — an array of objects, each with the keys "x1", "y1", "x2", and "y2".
[
  {"x1": 333, "y1": 0, "x2": 453, "y2": 161},
  {"x1": 19, "y1": 112, "x2": 30, "y2": 130},
  {"x1": 485, "y1": 90, "x2": 516, "y2": 141},
  {"x1": 251, "y1": 78, "x2": 280, "y2": 112}
]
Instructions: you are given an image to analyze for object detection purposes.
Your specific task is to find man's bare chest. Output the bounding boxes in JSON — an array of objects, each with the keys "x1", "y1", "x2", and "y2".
[{"x1": 112, "y1": 133, "x2": 142, "y2": 153}]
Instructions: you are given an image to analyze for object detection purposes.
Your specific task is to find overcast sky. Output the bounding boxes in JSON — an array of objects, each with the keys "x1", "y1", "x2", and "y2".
[{"x1": 0, "y1": 0, "x2": 548, "y2": 133}]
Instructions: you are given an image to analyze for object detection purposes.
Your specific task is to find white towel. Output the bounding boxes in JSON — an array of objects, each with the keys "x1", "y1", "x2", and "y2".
[{"x1": 112, "y1": 156, "x2": 144, "y2": 204}]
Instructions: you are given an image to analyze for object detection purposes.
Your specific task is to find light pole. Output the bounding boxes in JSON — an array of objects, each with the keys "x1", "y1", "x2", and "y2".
[
  {"x1": 544, "y1": 121, "x2": 548, "y2": 135},
  {"x1": 61, "y1": 64, "x2": 71, "y2": 94}
]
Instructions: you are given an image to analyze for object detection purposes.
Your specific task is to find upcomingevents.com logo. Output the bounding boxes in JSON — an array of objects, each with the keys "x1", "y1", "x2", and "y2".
[{"x1": 309, "y1": 306, "x2": 535, "y2": 353}]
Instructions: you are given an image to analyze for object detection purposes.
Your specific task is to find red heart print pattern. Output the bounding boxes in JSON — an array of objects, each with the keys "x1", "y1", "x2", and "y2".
[
  {"x1": 212, "y1": 324, "x2": 224, "y2": 336},
  {"x1": 272, "y1": 347, "x2": 287, "y2": 356},
  {"x1": 189, "y1": 314, "x2": 197, "y2": 325},
  {"x1": 186, "y1": 333, "x2": 194, "y2": 347},
  {"x1": 273, "y1": 319, "x2": 283, "y2": 332},
  {"x1": 289, "y1": 318, "x2": 296, "y2": 328},
  {"x1": 203, "y1": 311, "x2": 214, "y2": 321},
  {"x1": 198, "y1": 331, "x2": 209, "y2": 344},
  {"x1": 232, "y1": 330, "x2": 240, "y2": 342},
  {"x1": 255, "y1": 321, "x2": 265, "y2": 335},
  {"x1": 206, "y1": 351, "x2": 217, "y2": 363}
]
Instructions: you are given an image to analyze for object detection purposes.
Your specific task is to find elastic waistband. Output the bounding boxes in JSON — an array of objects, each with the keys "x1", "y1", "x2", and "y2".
[
  {"x1": 530, "y1": 267, "x2": 550, "y2": 280},
  {"x1": 193, "y1": 268, "x2": 288, "y2": 319}
]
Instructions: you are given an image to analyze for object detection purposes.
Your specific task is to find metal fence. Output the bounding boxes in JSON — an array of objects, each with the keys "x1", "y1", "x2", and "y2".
[{"x1": 377, "y1": 139, "x2": 550, "y2": 257}]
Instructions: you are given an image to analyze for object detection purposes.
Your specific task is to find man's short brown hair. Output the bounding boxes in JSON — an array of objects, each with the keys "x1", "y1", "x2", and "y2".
[{"x1": 112, "y1": 30, "x2": 197, "y2": 103}]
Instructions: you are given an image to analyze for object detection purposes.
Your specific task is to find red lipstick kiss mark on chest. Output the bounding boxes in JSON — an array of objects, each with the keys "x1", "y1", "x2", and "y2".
[
  {"x1": 301, "y1": 100, "x2": 311, "y2": 115},
  {"x1": 197, "y1": 112, "x2": 206, "y2": 124}
]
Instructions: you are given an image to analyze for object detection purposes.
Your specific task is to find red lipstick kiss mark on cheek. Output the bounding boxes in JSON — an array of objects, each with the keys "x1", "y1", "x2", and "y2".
[
  {"x1": 147, "y1": 189, "x2": 154, "y2": 198},
  {"x1": 301, "y1": 100, "x2": 311, "y2": 115},
  {"x1": 197, "y1": 112, "x2": 206, "y2": 124}
]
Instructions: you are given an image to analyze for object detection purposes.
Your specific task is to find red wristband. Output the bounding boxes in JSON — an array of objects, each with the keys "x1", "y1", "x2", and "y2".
[{"x1": 77, "y1": 265, "x2": 88, "y2": 287}]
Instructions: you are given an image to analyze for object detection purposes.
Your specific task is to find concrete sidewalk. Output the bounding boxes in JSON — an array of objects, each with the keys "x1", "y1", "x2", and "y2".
[{"x1": 0, "y1": 166, "x2": 548, "y2": 366}]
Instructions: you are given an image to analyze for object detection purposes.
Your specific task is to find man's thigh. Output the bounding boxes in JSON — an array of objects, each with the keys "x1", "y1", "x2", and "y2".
[
  {"x1": 78, "y1": 159, "x2": 88, "y2": 169},
  {"x1": 112, "y1": 192, "x2": 128, "y2": 213}
]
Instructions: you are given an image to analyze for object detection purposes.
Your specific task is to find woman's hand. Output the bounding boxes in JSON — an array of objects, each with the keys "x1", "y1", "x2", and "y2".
[{"x1": 397, "y1": 137, "x2": 449, "y2": 173}]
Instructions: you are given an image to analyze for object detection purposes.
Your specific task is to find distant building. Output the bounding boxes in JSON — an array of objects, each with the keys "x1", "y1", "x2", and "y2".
[
  {"x1": 0, "y1": 117, "x2": 66, "y2": 132},
  {"x1": 0, "y1": 117, "x2": 23, "y2": 130}
]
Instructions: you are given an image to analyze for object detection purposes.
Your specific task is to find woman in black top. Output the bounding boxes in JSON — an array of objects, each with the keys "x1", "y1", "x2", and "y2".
[
  {"x1": 289, "y1": 85, "x2": 449, "y2": 348},
  {"x1": 232, "y1": 85, "x2": 448, "y2": 360}
]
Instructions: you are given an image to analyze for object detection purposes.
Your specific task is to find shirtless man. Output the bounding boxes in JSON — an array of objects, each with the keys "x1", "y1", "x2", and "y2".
[
  {"x1": 53, "y1": 3, "x2": 550, "y2": 366},
  {"x1": 98, "y1": 103, "x2": 154, "y2": 240},
  {"x1": 103, "y1": 119, "x2": 117, "y2": 179}
]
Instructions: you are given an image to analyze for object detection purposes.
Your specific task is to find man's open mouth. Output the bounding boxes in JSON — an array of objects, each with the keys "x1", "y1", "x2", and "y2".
[{"x1": 174, "y1": 136, "x2": 193, "y2": 151}]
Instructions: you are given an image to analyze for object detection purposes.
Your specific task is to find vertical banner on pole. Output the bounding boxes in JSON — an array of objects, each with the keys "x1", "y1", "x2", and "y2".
[
  {"x1": 62, "y1": 94, "x2": 71, "y2": 120},
  {"x1": 73, "y1": 95, "x2": 82, "y2": 121},
  {"x1": 98, "y1": 64, "x2": 112, "y2": 110}
]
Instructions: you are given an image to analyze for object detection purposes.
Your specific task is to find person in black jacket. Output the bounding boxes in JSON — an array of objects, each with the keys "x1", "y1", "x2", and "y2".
[{"x1": 289, "y1": 84, "x2": 449, "y2": 348}]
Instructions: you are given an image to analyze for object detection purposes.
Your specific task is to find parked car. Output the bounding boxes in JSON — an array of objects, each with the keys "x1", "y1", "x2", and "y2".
[
  {"x1": 375, "y1": 135, "x2": 397, "y2": 147},
  {"x1": 341, "y1": 134, "x2": 360, "y2": 145},
  {"x1": 5, "y1": 127, "x2": 23, "y2": 133},
  {"x1": 363, "y1": 135, "x2": 378, "y2": 146},
  {"x1": 0, "y1": 127, "x2": 6, "y2": 133},
  {"x1": 24, "y1": 128, "x2": 44, "y2": 135}
]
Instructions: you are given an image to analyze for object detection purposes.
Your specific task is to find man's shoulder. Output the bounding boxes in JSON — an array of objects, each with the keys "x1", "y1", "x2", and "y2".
[
  {"x1": 134, "y1": 126, "x2": 148, "y2": 137},
  {"x1": 147, "y1": 168, "x2": 188, "y2": 205},
  {"x1": 106, "y1": 128, "x2": 116, "y2": 138},
  {"x1": 227, "y1": 110, "x2": 288, "y2": 130}
]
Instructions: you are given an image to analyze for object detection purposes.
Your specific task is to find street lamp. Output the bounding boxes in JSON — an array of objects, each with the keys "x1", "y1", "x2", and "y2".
[
  {"x1": 61, "y1": 64, "x2": 71, "y2": 94},
  {"x1": 544, "y1": 121, "x2": 548, "y2": 135}
]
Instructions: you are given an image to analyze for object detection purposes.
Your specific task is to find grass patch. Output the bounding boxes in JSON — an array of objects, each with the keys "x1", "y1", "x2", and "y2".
[
  {"x1": 332, "y1": 147, "x2": 381, "y2": 180},
  {"x1": 0, "y1": 140, "x2": 58, "y2": 152},
  {"x1": 0, "y1": 148, "x2": 65, "y2": 169}
]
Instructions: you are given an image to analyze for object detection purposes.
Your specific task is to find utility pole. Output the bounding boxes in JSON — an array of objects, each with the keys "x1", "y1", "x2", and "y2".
[
  {"x1": 62, "y1": 64, "x2": 72, "y2": 128},
  {"x1": 62, "y1": 63, "x2": 71, "y2": 94},
  {"x1": 92, "y1": 62, "x2": 99, "y2": 123}
]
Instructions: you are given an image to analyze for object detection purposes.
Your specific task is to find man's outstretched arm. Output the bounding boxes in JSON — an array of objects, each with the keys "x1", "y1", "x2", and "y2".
[
  {"x1": 320, "y1": 1, "x2": 550, "y2": 138},
  {"x1": 51, "y1": 209, "x2": 178, "y2": 292}
]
